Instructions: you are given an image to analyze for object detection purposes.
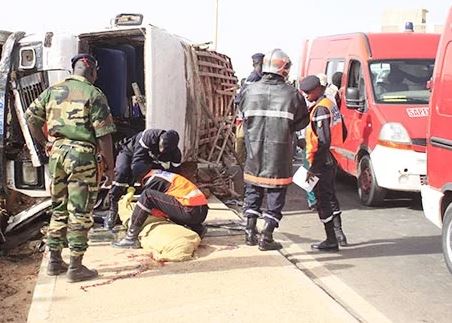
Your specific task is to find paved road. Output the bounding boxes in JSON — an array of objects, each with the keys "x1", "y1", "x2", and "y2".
[{"x1": 278, "y1": 169, "x2": 452, "y2": 323}]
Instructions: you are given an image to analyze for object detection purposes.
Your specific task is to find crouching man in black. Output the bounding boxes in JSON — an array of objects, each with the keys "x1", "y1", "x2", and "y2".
[{"x1": 112, "y1": 167, "x2": 209, "y2": 249}]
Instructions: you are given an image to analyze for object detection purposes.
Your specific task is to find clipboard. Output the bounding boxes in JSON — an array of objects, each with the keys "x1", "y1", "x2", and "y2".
[{"x1": 292, "y1": 166, "x2": 319, "y2": 192}]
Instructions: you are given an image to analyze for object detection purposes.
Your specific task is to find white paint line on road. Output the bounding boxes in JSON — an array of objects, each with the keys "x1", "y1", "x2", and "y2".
[
  {"x1": 27, "y1": 251, "x2": 57, "y2": 323},
  {"x1": 278, "y1": 233, "x2": 393, "y2": 323}
]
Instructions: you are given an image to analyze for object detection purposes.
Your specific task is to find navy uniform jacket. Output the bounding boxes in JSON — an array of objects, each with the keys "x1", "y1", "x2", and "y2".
[
  {"x1": 118, "y1": 129, "x2": 182, "y2": 180},
  {"x1": 235, "y1": 70, "x2": 263, "y2": 106}
]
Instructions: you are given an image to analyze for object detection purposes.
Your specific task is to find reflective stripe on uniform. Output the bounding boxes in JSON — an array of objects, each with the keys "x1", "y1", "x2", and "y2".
[
  {"x1": 144, "y1": 172, "x2": 176, "y2": 186},
  {"x1": 245, "y1": 209, "x2": 261, "y2": 217},
  {"x1": 244, "y1": 110, "x2": 294, "y2": 120},
  {"x1": 321, "y1": 215, "x2": 334, "y2": 223},
  {"x1": 184, "y1": 189, "x2": 203, "y2": 199},
  {"x1": 139, "y1": 137, "x2": 149, "y2": 149},
  {"x1": 137, "y1": 201, "x2": 152, "y2": 213},
  {"x1": 263, "y1": 212, "x2": 280, "y2": 224},
  {"x1": 112, "y1": 181, "x2": 129, "y2": 187},
  {"x1": 312, "y1": 114, "x2": 330, "y2": 121},
  {"x1": 244, "y1": 173, "x2": 292, "y2": 186}
]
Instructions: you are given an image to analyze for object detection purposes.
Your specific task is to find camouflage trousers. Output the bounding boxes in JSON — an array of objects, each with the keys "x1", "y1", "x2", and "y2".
[{"x1": 47, "y1": 139, "x2": 99, "y2": 256}]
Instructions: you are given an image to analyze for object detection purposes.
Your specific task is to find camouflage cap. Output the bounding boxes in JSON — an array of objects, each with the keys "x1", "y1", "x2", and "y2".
[{"x1": 71, "y1": 53, "x2": 98, "y2": 69}]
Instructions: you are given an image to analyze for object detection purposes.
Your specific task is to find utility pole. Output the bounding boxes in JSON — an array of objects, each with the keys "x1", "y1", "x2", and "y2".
[{"x1": 213, "y1": 0, "x2": 219, "y2": 50}]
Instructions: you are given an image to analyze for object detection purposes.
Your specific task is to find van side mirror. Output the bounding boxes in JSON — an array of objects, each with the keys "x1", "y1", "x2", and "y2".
[{"x1": 345, "y1": 87, "x2": 364, "y2": 110}]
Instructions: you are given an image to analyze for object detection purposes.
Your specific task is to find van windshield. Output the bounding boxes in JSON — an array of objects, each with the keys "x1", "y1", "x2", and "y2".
[{"x1": 369, "y1": 59, "x2": 434, "y2": 104}]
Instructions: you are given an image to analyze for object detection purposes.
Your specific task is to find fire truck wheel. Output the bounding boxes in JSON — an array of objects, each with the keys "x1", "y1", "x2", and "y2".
[
  {"x1": 357, "y1": 155, "x2": 386, "y2": 206},
  {"x1": 442, "y1": 203, "x2": 452, "y2": 274}
]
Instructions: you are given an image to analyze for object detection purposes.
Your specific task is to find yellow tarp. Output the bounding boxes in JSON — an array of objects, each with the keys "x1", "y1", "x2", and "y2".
[{"x1": 118, "y1": 197, "x2": 201, "y2": 262}]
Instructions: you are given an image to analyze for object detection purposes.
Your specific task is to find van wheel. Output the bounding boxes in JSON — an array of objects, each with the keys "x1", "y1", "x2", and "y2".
[
  {"x1": 442, "y1": 204, "x2": 452, "y2": 274},
  {"x1": 357, "y1": 155, "x2": 386, "y2": 206}
]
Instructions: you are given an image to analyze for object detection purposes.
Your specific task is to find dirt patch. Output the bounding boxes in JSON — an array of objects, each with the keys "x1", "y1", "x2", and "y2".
[{"x1": 0, "y1": 245, "x2": 43, "y2": 323}]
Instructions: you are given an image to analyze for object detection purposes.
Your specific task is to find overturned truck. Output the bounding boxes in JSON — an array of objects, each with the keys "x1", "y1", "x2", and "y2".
[{"x1": 0, "y1": 15, "x2": 238, "y2": 249}]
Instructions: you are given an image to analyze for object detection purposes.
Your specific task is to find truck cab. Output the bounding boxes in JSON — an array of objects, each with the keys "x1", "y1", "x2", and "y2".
[
  {"x1": 421, "y1": 7, "x2": 452, "y2": 273},
  {"x1": 300, "y1": 32, "x2": 439, "y2": 206}
]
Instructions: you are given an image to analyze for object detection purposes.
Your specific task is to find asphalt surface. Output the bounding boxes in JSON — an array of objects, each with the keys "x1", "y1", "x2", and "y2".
[{"x1": 278, "y1": 167, "x2": 452, "y2": 323}]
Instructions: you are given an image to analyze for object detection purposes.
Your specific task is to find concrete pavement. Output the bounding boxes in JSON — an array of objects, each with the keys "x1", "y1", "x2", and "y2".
[{"x1": 27, "y1": 197, "x2": 358, "y2": 323}]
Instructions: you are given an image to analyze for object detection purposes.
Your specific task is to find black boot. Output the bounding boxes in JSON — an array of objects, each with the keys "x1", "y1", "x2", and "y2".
[
  {"x1": 333, "y1": 214, "x2": 348, "y2": 246},
  {"x1": 311, "y1": 221, "x2": 339, "y2": 252},
  {"x1": 47, "y1": 250, "x2": 68, "y2": 276},
  {"x1": 112, "y1": 208, "x2": 148, "y2": 249},
  {"x1": 258, "y1": 221, "x2": 282, "y2": 251},
  {"x1": 104, "y1": 199, "x2": 119, "y2": 230},
  {"x1": 67, "y1": 255, "x2": 98, "y2": 283},
  {"x1": 245, "y1": 217, "x2": 258, "y2": 246}
]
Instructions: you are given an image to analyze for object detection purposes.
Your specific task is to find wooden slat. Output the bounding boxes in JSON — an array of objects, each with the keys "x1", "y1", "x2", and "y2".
[
  {"x1": 198, "y1": 61, "x2": 234, "y2": 73},
  {"x1": 199, "y1": 72, "x2": 237, "y2": 81},
  {"x1": 196, "y1": 51, "x2": 230, "y2": 64},
  {"x1": 193, "y1": 48, "x2": 240, "y2": 166}
]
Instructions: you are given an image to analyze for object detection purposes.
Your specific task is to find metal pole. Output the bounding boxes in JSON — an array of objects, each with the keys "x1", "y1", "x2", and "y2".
[{"x1": 214, "y1": 0, "x2": 219, "y2": 50}]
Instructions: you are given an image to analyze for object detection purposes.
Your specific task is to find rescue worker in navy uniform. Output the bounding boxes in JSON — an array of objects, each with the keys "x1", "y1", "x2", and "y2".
[
  {"x1": 112, "y1": 167, "x2": 209, "y2": 248},
  {"x1": 239, "y1": 49, "x2": 309, "y2": 251},
  {"x1": 299, "y1": 75, "x2": 348, "y2": 251},
  {"x1": 235, "y1": 53, "x2": 265, "y2": 164},
  {"x1": 104, "y1": 129, "x2": 182, "y2": 230},
  {"x1": 235, "y1": 52, "x2": 265, "y2": 105}
]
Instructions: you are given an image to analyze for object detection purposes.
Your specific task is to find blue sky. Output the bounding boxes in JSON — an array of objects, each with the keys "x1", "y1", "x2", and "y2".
[{"x1": 1, "y1": 0, "x2": 450, "y2": 79}]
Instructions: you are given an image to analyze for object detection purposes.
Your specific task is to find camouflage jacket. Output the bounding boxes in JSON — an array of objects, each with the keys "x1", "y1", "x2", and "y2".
[{"x1": 25, "y1": 75, "x2": 116, "y2": 145}]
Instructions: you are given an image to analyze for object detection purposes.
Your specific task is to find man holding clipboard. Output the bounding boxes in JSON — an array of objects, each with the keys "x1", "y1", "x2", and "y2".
[{"x1": 299, "y1": 75, "x2": 348, "y2": 251}]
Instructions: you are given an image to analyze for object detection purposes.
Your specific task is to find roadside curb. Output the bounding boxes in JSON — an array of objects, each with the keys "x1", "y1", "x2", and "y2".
[
  {"x1": 27, "y1": 251, "x2": 56, "y2": 323},
  {"x1": 279, "y1": 232, "x2": 392, "y2": 323},
  {"x1": 27, "y1": 197, "x2": 363, "y2": 322}
]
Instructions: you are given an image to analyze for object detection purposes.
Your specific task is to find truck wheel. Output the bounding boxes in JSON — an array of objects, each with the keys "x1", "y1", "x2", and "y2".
[
  {"x1": 357, "y1": 155, "x2": 386, "y2": 206},
  {"x1": 442, "y1": 204, "x2": 452, "y2": 274}
]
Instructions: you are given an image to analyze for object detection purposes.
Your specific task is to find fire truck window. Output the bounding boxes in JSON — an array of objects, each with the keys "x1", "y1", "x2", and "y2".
[{"x1": 326, "y1": 59, "x2": 345, "y2": 83}]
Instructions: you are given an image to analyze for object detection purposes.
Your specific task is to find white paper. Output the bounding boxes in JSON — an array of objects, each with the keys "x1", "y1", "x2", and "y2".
[{"x1": 292, "y1": 166, "x2": 319, "y2": 192}]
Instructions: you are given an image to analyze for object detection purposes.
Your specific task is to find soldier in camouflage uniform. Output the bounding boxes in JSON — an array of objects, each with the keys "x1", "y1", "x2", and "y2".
[{"x1": 25, "y1": 54, "x2": 116, "y2": 282}]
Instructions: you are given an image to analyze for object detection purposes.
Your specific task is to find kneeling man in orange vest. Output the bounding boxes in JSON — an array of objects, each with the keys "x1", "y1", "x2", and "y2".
[{"x1": 112, "y1": 169, "x2": 209, "y2": 249}]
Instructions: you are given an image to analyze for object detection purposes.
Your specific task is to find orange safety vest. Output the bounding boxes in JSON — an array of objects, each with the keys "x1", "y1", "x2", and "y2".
[
  {"x1": 142, "y1": 170, "x2": 208, "y2": 207},
  {"x1": 305, "y1": 97, "x2": 344, "y2": 165}
]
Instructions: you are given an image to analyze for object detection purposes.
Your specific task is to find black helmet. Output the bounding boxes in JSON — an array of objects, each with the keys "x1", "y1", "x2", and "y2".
[{"x1": 160, "y1": 130, "x2": 180, "y2": 152}]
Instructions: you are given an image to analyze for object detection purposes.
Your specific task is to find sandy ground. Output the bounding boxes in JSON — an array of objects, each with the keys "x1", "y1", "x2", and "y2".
[{"x1": 0, "y1": 246, "x2": 42, "y2": 323}]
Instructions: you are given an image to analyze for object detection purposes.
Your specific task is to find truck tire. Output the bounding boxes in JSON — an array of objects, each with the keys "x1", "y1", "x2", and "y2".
[
  {"x1": 442, "y1": 203, "x2": 452, "y2": 274},
  {"x1": 357, "y1": 155, "x2": 387, "y2": 206}
]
